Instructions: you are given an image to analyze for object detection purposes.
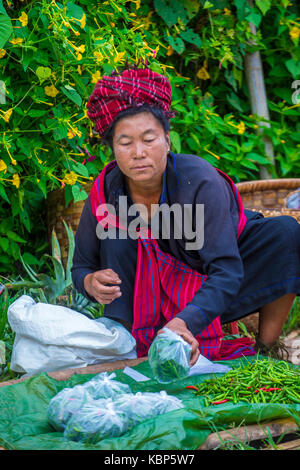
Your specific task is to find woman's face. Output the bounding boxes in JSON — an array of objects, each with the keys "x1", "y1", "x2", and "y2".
[{"x1": 112, "y1": 112, "x2": 170, "y2": 187}]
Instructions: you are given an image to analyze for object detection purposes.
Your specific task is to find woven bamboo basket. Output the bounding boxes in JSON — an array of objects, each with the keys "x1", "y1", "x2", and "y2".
[
  {"x1": 236, "y1": 178, "x2": 300, "y2": 222},
  {"x1": 46, "y1": 178, "x2": 300, "y2": 267}
]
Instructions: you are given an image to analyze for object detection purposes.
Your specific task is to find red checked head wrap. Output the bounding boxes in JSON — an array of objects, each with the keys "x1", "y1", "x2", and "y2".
[{"x1": 87, "y1": 68, "x2": 174, "y2": 137}]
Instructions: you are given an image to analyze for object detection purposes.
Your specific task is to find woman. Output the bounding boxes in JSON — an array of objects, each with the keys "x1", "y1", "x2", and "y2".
[{"x1": 71, "y1": 67, "x2": 300, "y2": 365}]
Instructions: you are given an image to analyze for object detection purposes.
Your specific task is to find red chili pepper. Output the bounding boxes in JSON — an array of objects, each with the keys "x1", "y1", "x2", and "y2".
[
  {"x1": 212, "y1": 399, "x2": 229, "y2": 405},
  {"x1": 264, "y1": 387, "x2": 282, "y2": 392},
  {"x1": 185, "y1": 386, "x2": 199, "y2": 391},
  {"x1": 255, "y1": 387, "x2": 268, "y2": 393}
]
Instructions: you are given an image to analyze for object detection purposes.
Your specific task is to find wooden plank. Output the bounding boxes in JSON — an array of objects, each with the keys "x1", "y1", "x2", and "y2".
[
  {"x1": 0, "y1": 357, "x2": 147, "y2": 388},
  {"x1": 198, "y1": 418, "x2": 299, "y2": 450},
  {"x1": 263, "y1": 438, "x2": 300, "y2": 450}
]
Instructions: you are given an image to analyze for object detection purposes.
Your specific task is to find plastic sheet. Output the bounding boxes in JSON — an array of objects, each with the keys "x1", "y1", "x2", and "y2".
[
  {"x1": 148, "y1": 328, "x2": 192, "y2": 383},
  {"x1": 0, "y1": 357, "x2": 299, "y2": 450}
]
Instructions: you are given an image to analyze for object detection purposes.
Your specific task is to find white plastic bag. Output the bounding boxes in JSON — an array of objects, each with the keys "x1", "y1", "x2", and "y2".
[{"x1": 7, "y1": 295, "x2": 137, "y2": 376}]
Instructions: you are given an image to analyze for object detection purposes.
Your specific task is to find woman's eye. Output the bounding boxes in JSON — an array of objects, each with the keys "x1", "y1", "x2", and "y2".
[{"x1": 144, "y1": 139, "x2": 154, "y2": 143}]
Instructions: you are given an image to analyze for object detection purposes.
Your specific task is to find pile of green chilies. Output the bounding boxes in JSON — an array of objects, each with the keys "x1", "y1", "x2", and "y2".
[{"x1": 191, "y1": 358, "x2": 300, "y2": 406}]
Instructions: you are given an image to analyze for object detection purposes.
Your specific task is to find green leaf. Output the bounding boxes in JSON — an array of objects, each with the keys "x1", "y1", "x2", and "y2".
[
  {"x1": 241, "y1": 159, "x2": 259, "y2": 170},
  {"x1": 71, "y1": 184, "x2": 88, "y2": 203},
  {"x1": 255, "y1": 0, "x2": 271, "y2": 15},
  {"x1": 234, "y1": 0, "x2": 251, "y2": 21},
  {"x1": 6, "y1": 231, "x2": 26, "y2": 243},
  {"x1": 170, "y1": 130, "x2": 181, "y2": 154},
  {"x1": 0, "y1": 0, "x2": 13, "y2": 49},
  {"x1": 154, "y1": 0, "x2": 199, "y2": 27},
  {"x1": 62, "y1": 220, "x2": 75, "y2": 287},
  {"x1": 0, "y1": 236, "x2": 8, "y2": 252},
  {"x1": 226, "y1": 91, "x2": 245, "y2": 112},
  {"x1": 246, "y1": 152, "x2": 271, "y2": 164},
  {"x1": 285, "y1": 59, "x2": 300, "y2": 79},
  {"x1": 28, "y1": 109, "x2": 48, "y2": 117},
  {"x1": 167, "y1": 36, "x2": 185, "y2": 54},
  {"x1": 61, "y1": 85, "x2": 82, "y2": 106},
  {"x1": 44, "y1": 254, "x2": 66, "y2": 290},
  {"x1": 51, "y1": 229, "x2": 62, "y2": 262},
  {"x1": 36, "y1": 66, "x2": 52, "y2": 83},
  {"x1": 0, "y1": 185, "x2": 10, "y2": 204},
  {"x1": 180, "y1": 28, "x2": 202, "y2": 48},
  {"x1": 70, "y1": 161, "x2": 89, "y2": 177},
  {"x1": 245, "y1": 9, "x2": 262, "y2": 27},
  {"x1": 22, "y1": 252, "x2": 42, "y2": 266}
]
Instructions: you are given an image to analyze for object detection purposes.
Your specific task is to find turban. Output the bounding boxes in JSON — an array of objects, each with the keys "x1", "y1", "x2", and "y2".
[{"x1": 87, "y1": 68, "x2": 173, "y2": 137}]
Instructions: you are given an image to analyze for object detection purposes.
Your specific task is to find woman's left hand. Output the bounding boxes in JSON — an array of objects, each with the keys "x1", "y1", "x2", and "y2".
[{"x1": 157, "y1": 317, "x2": 200, "y2": 366}]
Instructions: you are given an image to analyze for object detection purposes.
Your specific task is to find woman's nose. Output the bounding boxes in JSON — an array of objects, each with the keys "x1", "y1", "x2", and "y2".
[{"x1": 133, "y1": 141, "x2": 146, "y2": 158}]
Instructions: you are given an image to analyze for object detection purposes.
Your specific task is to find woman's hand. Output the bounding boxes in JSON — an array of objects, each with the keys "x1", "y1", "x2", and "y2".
[
  {"x1": 84, "y1": 269, "x2": 122, "y2": 304},
  {"x1": 157, "y1": 317, "x2": 200, "y2": 366}
]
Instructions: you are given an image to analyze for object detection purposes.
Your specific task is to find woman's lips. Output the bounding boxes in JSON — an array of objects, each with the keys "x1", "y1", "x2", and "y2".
[{"x1": 132, "y1": 165, "x2": 151, "y2": 171}]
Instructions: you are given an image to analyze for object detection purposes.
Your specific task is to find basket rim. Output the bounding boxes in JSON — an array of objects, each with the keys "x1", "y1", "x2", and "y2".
[{"x1": 236, "y1": 178, "x2": 300, "y2": 193}]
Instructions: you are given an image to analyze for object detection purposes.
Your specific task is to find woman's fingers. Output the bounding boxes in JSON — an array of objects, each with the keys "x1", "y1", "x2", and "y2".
[{"x1": 84, "y1": 269, "x2": 122, "y2": 303}]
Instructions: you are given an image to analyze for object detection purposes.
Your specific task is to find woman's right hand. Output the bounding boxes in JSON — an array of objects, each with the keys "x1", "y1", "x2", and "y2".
[{"x1": 83, "y1": 269, "x2": 122, "y2": 304}]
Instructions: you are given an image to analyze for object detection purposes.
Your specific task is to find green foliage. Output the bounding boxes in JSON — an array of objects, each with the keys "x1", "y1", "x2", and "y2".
[{"x1": 0, "y1": 0, "x2": 299, "y2": 277}]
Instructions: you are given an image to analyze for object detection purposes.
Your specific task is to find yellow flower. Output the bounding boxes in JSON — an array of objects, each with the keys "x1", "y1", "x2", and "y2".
[
  {"x1": 237, "y1": 121, "x2": 246, "y2": 135},
  {"x1": 280, "y1": 139, "x2": 285, "y2": 144},
  {"x1": 197, "y1": 65, "x2": 210, "y2": 80},
  {"x1": 224, "y1": 8, "x2": 231, "y2": 15},
  {"x1": 9, "y1": 37, "x2": 23, "y2": 45},
  {"x1": 63, "y1": 171, "x2": 78, "y2": 185},
  {"x1": 77, "y1": 65, "x2": 82, "y2": 75},
  {"x1": 1, "y1": 108, "x2": 13, "y2": 122},
  {"x1": 114, "y1": 51, "x2": 125, "y2": 64},
  {"x1": 67, "y1": 127, "x2": 81, "y2": 139},
  {"x1": 93, "y1": 50, "x2": 103, "y2": 61},
  {"x1": 289, "y1": 27, "x2": 300, "y2": 40},
  {"x1": 44, "y1": 85, "x2": 59, "y2": 97},
  {"x1": 92, "y1": 70, "x2": 101, "y2": 83},
  {"x1": 0, "y1": 49, "x2": 6, "y2": 59},
  {"x1": 76, "y1": 44, "x2": 85, "y2": 53},
  {"x1": 0, "y1": 160, "x2": 7, "y2": 173},
  {"x1": 80, "y1": 13, "x2": 86, "y2": 29},
  {"x1": 12, "y1": 174, "x2": 20, "y2": 189},
  {"x1": 19, "y1": 11, "x2": 28, "y2": 27},
  {"x1": 76, "y1": 53, "x2": 82, "y2": 61},
  {"x1": 166, "y1": 45, "x2": 174, "y2": 56}
]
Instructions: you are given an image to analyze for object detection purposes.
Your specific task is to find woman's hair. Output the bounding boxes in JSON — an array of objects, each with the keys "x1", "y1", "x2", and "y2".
[{"x1": 102, "y1": 104, "x2": 170, "y2": 149}]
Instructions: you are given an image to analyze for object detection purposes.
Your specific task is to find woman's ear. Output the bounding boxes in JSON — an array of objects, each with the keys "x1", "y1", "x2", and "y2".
[{"x1": 165, "y1": 132, "x2": 171, "y2": 152}]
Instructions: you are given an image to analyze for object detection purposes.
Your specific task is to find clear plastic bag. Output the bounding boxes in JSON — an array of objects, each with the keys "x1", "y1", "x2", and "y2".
[
  {"x1": 63, "y1": 391, "x2": 184, "y2": 444},
  {"x1": 113, "y1": 391, "x2": 184, "y2": 427},
  {"x1": 63, "y1": 399, "x2": 128, "y2": 444},
  {"x1": 47, "y1": 385, "x2": 92, "y2": 431},
  {"x1": 81, "y1": 372, "x2": 131, "y2": 399},
  {"x1": 148, "y1": 327, "x2": 192, "y2": 383}
]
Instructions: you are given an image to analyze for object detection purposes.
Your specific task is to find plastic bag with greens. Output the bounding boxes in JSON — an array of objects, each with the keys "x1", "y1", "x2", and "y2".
[
  {"x1": 148, "y1": 328, "x2": 192, "y2": 384},
  {"x1": 63, "y1": 399, "x2": 128, "y2": 444},
  {"x1": 81, "y1": 372, "x2": 131, "y2": 399},
  {"x1": 47, "y1": 385, "x2": 92, "y2": 431},
  {"x1": 113, "y1": 391, "x2": 184, "y2": 427}
]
